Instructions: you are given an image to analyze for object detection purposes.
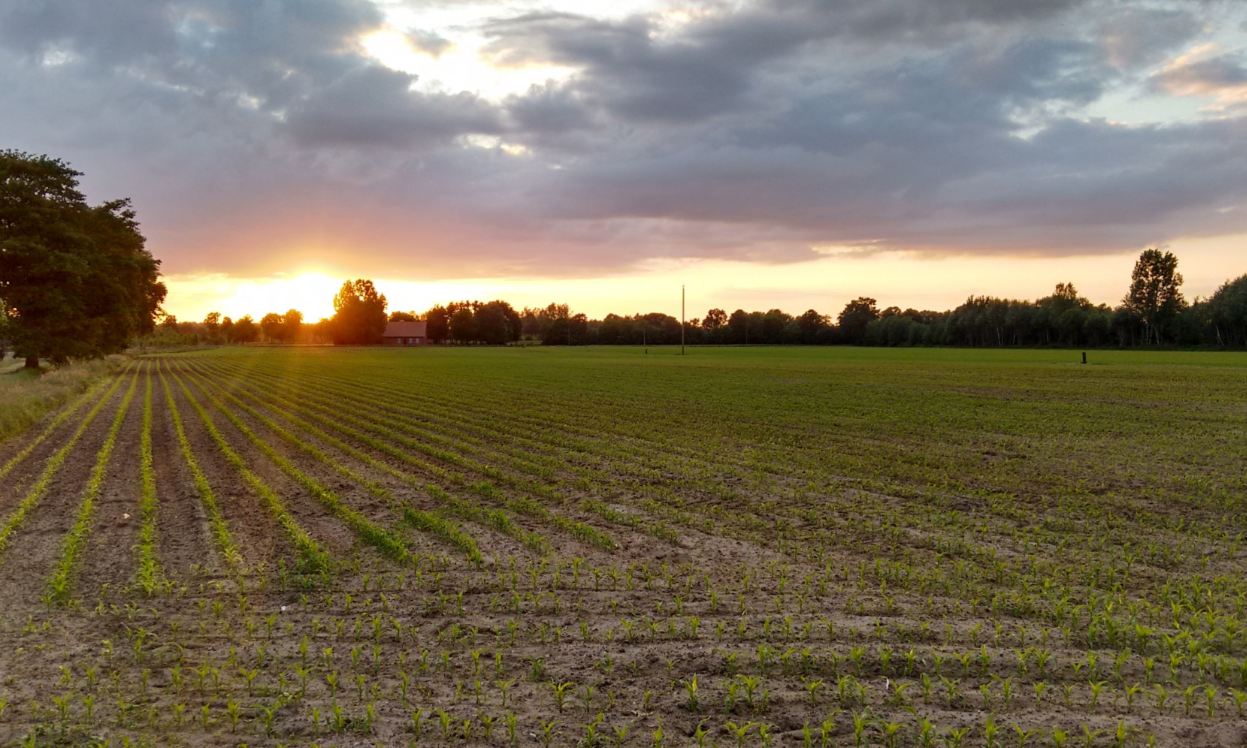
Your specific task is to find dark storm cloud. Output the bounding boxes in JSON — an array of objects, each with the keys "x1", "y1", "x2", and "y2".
[
  {"x1": 0, "y1": 0, "x2": 1245, "y2": 277},
  {"x1": 283, "y1": 66, "x2": 501, "y2": 147}
]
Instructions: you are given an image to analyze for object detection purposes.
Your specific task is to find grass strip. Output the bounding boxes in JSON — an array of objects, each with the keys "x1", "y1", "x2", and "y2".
[
  {"x1": 158, "y1": 366, "x2": 245, "y2": 577},
  {"x1": 171, "y1": 371, "x2": 329, "y2": 574},
  {"x1": 182, "y1": 373, "x2": 415, "y2": 567},
  {"x1": 134, "y1": 368, "x2": 169, "y2": 595},
  {"x1": 45, "y1": 372, "x2": 139, "y2": 605},
  {"x1": 0, "y1": 376, "x2": 112, "y2": 485},
  {"x1": 0, "y1": 369, "x2": 130, "y2": 562}
]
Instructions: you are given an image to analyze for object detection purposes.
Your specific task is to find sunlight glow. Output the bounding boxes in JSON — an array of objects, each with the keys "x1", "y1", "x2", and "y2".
[{"x1": 163, "y1": 233, "x2": 1246, "y2": 324}]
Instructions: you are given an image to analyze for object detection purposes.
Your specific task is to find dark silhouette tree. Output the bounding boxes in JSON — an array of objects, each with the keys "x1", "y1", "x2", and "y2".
[
  {"x1": 796, "y1": 309, "x2": 830, "y2": 343},
  {"x1": 1206, "y1": 274, "x2": 1247, "y2": 347},
  {"x1": 703, "y1": 308, "x2": 728, "y2": 331},
  {"x1": 837, "y1": 297, "x2": 879, "y2": 344},
  {"x1": 283, "y1": 309, "x2": 303, "y2": 342},
  {"x1": 231, "y1": 315, "x2": 258, "y2": 343},
  {"x1": 475, "y1": 300, "x2": 522, "y2": 344},
  {"x1": 1122, "y1": 249, "x2": 1185, "y2": 345},
  {"x1": 449, "y1": 306, "x2": 476, "y2": 342},
  {"x1": 330, "y1": 279, "x2": 388, "y2": 345},
  {"x1": 388, "y1": 311, "x2": 417, "y2": 322},
  {"x1": 260, "y1": 312, "x2": 284, "y2": 342},
  {"x1": 203, "y1": 312, "x2": 221, "y2": 339},
  {"x1": 425, "y1": 305, "x2": 450, "y2": 343},
  {"x1": 0, "y1": 151, "x2": 165, "y2": 368}
]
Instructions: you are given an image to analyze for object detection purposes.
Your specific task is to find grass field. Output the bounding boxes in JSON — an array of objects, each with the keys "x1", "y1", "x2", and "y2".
[{"x1": 0, "y1": 346, "x2": 1243, "y2": 747}]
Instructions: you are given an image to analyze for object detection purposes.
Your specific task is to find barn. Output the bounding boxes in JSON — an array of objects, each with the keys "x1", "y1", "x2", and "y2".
[{"x1": 382, "y1": 320, "x2": 427, "y2": 346}]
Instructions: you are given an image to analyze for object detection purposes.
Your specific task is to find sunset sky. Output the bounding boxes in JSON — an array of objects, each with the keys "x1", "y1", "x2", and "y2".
[{"x1": 2, "y1": 0, "x2": 1245, "y2": 322}]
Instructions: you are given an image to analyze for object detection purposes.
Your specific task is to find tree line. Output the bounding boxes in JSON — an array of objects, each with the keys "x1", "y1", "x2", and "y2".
[
  {"x1": 427, "y1": 250, "x2": 1246, "y2": 349},
  {"x1": 153, "y1": 249, "x2": 1246, "y2": 351}
]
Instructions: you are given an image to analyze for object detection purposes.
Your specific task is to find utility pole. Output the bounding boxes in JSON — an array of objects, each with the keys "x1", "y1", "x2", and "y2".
[{"x1": 681, "y1": 285, "x2": 685, "y2": 355}]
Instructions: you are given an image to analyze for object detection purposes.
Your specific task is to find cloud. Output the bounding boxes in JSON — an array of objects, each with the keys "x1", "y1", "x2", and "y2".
[
  {"x1": 405, "y1": 29, "x2": 453, "y2": 58},
  {"x1": 1098, "y1": 7, "x2": 1203, "y2": 70},
  {"x1": 1, "y1": 0, "x2": 1246, "y2": 283},
  {"x1": 283, "y1": 65, "x2": 502, "y2": 147},
  {"x1": 1151, "y1": 47, "x2": 1247, "y2": 110}
]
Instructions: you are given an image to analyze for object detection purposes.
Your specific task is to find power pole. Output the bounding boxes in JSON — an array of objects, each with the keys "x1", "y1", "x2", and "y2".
[{"x1": 681, "y1": 285, "x2": 685, "y2": 355}]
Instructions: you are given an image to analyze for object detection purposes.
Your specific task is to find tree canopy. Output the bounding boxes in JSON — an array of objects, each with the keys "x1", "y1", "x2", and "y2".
[
  {"x1": 330, "y1": 279, "x2": 388, "y2": 345},
  {"x1": 1123, "y1": 249, "x2": 1185, "y2": 345},
  {"x1": 0, "y1": 151, "x2": 165, "y2": 367}
]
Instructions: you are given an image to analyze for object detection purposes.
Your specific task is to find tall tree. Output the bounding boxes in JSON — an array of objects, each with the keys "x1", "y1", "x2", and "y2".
[
  {"x1": 260, "y1": 312, "x2": 285, "y2": 342},
  {"x1": 425, "y1": 305, "x2": 450, "y2": 343},
  {"x1": 231, "y1": 315, "x2": 258, "y2": 343},
  {"x1": 449, "y1": 306, "x2": 477, "y2": 342},
  {"x1": 0, "y1": 151, "x2": 165, "y2": 367},
  {"x1": 1206, "y1": 275, "x2": 1247, "y2": 347},
  {"x1": 1122, "y1": 249, "x2": 1185, "y2": 344},
  {"x1": 283, "y1": 309, "x2": 304, "y2": 342},
  {"x1": 330, "y1": 279, "x2": 388, "y2": 345},
  {"x1": 475, "y1": 300, "x2": 522, "y2": 344},
  {"x1": 837, "y1": 297, "x2": 879, "y2": 344}
]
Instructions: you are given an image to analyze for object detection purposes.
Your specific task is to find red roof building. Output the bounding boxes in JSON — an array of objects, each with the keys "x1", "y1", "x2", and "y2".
[{"x1": 382, "y1": 320, "x2": 427, "y2": 345}]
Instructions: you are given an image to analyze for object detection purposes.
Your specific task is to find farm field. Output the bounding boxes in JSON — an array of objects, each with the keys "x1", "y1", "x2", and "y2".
[{"x1": 0, "y1": 346, "x2": 1244, "y2": 748}]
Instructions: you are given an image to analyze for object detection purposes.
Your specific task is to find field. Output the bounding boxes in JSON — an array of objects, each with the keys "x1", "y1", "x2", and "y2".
[{"x1": 0, "y1": 346, "x2": 1244, "y2": 748}]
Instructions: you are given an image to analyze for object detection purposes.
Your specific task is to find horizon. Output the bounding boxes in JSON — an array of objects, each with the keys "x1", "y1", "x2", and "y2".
[{"x1": 3, "y1": 0, "x2": 1247, "y2": 320}]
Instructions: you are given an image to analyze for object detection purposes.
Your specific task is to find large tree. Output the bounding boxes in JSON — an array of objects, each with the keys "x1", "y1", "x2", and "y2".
[
  {"x1": 475, "y1": 300, "x2": 522, "y2": 344},
  {"x1": 1122, "y1": 249, "x2": 1185, "y2": 345},
  {"x1": 837, "y1": 297, "x2": 879, "y2": 344},
  {"x1": 330, "y1": 279, "x2": 388, "y2": 345},
  {"x1": 0, "y1": 151, "x2": 165, "y2": 367},
  {"x1": 282, "y1": 309, "x2": 303, "y2": 343},
  {"x1": 260, "y1": 312, "x2": 284, "y2": 342}
]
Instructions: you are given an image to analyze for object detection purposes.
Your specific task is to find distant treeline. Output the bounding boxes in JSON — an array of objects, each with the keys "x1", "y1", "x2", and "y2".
[{"x1": 147, "y1": 250, "x2": 1247, "y2": 349}]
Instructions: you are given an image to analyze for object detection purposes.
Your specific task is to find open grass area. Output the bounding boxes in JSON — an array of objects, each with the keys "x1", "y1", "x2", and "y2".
[
  {"x1": 0, "y1": 356, "x2": 122, "y2": 444},
  {"x1": 0, "y1": 346, "x2": 1243, "y2": 747}
]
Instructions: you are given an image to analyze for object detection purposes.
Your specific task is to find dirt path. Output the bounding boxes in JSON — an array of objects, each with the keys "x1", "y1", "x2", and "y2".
[
  {"x1": 150, "y1": 371, "x2": 219, "y2": 582},
  {"x1": 75, "y1": 377, "x2": 146, "y2": 597}
]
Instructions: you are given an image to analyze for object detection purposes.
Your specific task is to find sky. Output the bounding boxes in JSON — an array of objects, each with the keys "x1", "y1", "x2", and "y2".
[{"x1": 2, "y1": 0, "x2": 1246, "y2": 322}]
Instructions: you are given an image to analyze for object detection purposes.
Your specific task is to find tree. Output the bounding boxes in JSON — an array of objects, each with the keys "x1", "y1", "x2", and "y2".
[
  {"x1": 837, "y1": 297, "x2": 879, "y2": 344},
  {"x1": 204, "y1": 312, "x2": 221, "y2": 338},
  {"x1": 1122, "y1": 249, "x2": 1185, "y2": 345},
  {"x1": 0, "y1": 151, "x2": 166, "y2": 368},
  {"x1": 1206, "y1": 274, "x2": 1247, "y2": 347},
  {"x1": 330, "y1": 279, "x2": 388, "y2": 345},
  {"x1": 703, "y1": 308, "x2": 728, "y2": 331},
  {"x1": 449, "y1": 306, "x2": 477, "y2": 342},
  {"x1": 796, "y1": 309, "x2": 830, "y2": 343},
  {"x1": 231, "y1": 315, "x2": 258, "y2": 343},
  {"x1": 389, "y1": 311, "x2": 417, "y2": 322},
  {"x1": 475, "y1": 300, "x2": 522, "y2": 344},
  {"x1": 425, "y1": 305, "x2": 450, "y2": 343},
  {"x1": 283, "y1": 309, "x2": 303, "y2": 342},
  {"x1": 260, "y1": 312, "x2": 285, "y2": 342}
]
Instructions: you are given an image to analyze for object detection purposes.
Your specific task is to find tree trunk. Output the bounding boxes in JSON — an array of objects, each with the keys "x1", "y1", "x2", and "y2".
[{"x1": 24, "y1": 356, "x2": 39, "y2": 369}]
